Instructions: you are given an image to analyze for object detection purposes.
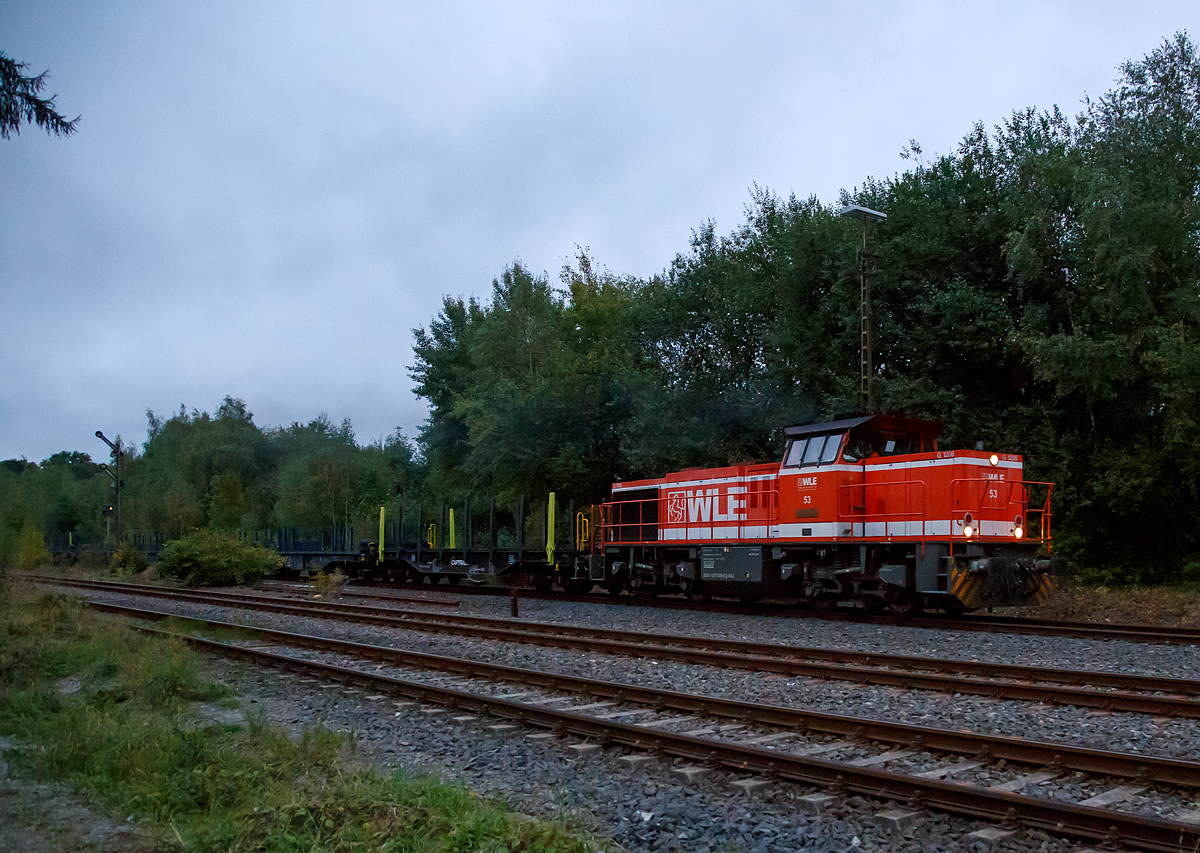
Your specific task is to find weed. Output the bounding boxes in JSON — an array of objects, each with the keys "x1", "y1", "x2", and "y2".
[
  {"x1": 1005, "y1": 579, "x2": 1200, "y2": 627},
  {"x1": 309, "y1": 568, "x2": 346, "y2": 598},
  {"x1": 0, "y1": 580, "x2": 604, "y2": 852}
]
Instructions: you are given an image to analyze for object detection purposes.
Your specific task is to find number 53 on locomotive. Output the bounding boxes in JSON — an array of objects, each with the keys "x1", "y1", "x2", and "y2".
[{"x1": 584, "y1": 413, "x2": 1061, "y2": 615}]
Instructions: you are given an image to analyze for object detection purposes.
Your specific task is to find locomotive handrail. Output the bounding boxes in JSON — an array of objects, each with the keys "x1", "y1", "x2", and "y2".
[
  {"x1": 949, "y1": 478, "x2": 1054, "y2": 544},
  {"x1": 602, "y1": 495, "x2": 658, "y2": 545},
  {"x1": 601, "y1": 478, "x2": 782, "y2": 545},
  {"x1": 602, "y1": 476, "x2": 1053, "y2": 547},
  {"x1": 1026, "y1": 480, "x2": 1055, "y2": 546},
  {"x1": 836, "y1": 479, "x2": 928, "y2": 539},
  {"x1": 743, "y1": 477, "x2": 779, "y2": 525}
]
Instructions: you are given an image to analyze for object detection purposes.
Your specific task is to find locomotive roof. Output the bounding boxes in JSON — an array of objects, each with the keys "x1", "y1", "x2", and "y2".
[{"x1": 783, "y1": 413, "x2": 942, "y2": 438}]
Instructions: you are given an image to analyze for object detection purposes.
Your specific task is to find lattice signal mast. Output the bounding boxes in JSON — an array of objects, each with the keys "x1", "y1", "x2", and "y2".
[{"x1": 838, "y1": 205, "x2": 887, "y2": 413}]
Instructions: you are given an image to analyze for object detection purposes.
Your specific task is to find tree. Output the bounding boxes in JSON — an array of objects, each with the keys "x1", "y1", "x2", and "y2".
[{"x1": 1, "y1": 51, "x2": 78, "y2": 139}]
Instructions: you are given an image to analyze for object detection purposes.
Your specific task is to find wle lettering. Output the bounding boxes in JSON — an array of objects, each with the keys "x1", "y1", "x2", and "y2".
[{"x1": 666, "y1": 489, "x2": 746, "y2": 525}]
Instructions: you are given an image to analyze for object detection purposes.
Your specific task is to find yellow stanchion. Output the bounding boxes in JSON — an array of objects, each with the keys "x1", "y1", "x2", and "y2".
[
  {"x1": 545, "y1": 492, "x2": 556, "y2": 565},
  {"x1": 575, "y1": 511, "x2": 590, "y2": 551}
]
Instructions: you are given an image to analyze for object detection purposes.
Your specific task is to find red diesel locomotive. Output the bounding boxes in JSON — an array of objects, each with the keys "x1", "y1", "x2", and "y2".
[{"x1": 591, "y1": 413, "x2": 1059, "y2": 614}]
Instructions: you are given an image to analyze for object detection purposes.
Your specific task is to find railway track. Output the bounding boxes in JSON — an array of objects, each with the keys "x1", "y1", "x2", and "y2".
[
  {"x1": 35, "y1": 575, "x2": 1200, "y2": 719},
  {"x1": 91, "y1": 599, "x2": 1200, "y2": 852},
  {"x1": 275, "y1": 577, "x2": 1200, "y2": 646}
]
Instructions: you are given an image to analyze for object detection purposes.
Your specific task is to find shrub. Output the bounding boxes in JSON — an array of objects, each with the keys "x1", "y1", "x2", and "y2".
[
  {"x1": 17, "y1": 519, "x2": 49, "y2": 568},
  {"x1": 309, "y1": 568, "x2": 346, "y2": 597},
  {"x1": 157, "y1": 529, "x2": 283, "y2": 586},
  {"x1": 109, "y1": 542, "x2": 149, "y2": 575}
]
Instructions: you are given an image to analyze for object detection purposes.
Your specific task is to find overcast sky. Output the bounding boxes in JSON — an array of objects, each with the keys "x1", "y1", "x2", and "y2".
[{"x1": 2, "y1": 2, "x2": 1197, "y2": 463}]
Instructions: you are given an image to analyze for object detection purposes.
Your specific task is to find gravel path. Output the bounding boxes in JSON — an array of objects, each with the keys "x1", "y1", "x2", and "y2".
[{"x1": 54, "y1": 583, "x2": 1200, "y2": 852}]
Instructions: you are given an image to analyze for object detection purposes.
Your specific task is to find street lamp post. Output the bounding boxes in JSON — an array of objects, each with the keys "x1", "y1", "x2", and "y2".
[{"x1": 838, "y1": 205, "x2": 887, "y2": 413}]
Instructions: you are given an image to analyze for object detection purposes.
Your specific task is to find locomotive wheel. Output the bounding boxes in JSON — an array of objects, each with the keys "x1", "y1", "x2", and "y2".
[
  {"x1": 447, "y1": 576, "x2": 461, "y2": 586},
  {"x1": 812, "y1": 594, "x2": 839, "y2": 612},
  {"x1": 686, "y1": 583, "x2": 711, "y2": 602},
  {"x1": 941, "y1": 600, "x2": 968, "y2": 616},
  {"x1": 886, "y1": 590, "x2": 921, "y2": 617}
]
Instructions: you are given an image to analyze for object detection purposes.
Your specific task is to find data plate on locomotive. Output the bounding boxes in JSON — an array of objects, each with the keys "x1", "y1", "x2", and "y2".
[{"x1": 700, "y1": 545, "x2": 763, "y2": 583}]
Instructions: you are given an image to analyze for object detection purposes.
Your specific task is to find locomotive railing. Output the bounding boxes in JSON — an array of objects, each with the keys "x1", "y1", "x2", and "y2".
[
  {"x1": 950, "y1": 478, "x2": 1054, "y2": 544},
  {"x1": 601, "y1": 495, "x2": 658, "y2": 544},
  {"x1": 837, "y1": 479, "x2": 928, "y2": 537},
  {"x1": 743, "y1": 478, "x2": 779, "y2": 524},
  {"x1": 600, "y1": 480, "x2": 781, "y2": 545}
]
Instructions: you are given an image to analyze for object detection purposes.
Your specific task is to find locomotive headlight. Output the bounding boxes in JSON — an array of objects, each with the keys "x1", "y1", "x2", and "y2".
[
  {"x1": 989, "y1": 454, "x2": 999, "y2": 466},
  {"x1": 1014, "y1": 526, "x2": 1024, "y2": 539},
  {"x1": 963, "y1": 525, "x2": 975, "y2": 538}
]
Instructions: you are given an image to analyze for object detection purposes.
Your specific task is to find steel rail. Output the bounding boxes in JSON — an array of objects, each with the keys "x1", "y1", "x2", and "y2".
[
  {"x1": 30, "y1": 573, "x2": 460, "y2": 609},
  {"x1": 124, "y1": 618, "x2": 1200, "y2": 852},
  {"x1": 39, "y1": 576, "x2": 1200, "y2": 718},
  {"x1": 41, "y1": 576, "x2": 1200, "y2": 691},
  {"x1": 335, "y1": 577, "x2": 1200, "y2": 646},
  {"x1": 88, "y1": 598, "x2": 1200, "y2": 789}
]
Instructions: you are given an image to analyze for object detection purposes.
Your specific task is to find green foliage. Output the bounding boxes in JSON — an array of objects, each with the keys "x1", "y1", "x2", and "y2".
[
  {"x1": 110, "y1": 542, "x2": 149, "y2": 575},
  {"x1": 5, "y1": 34, "x2": 1200, "y2": 585},
  {"x1": 157, "y1": 529, "x2": 283, "y2": 586},
  {"x1": 309, "y1": 568, "x2": 346, "y2": 597},
  {"x1": 407, "y1": 33, "x2": 1200, "y2": 583},
  {"x1": 0, "y1": 584, "x2": 602, "y2": 852},
  {"x1": 0, "y1": 51, "x2": 79, "y2": 139},
  {"x1": 17, "y1": 519, "x2": 48, "y2": 568}
]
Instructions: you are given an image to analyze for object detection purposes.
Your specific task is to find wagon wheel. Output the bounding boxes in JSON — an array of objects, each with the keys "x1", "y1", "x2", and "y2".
[{"x1": 565, "y1": 578, "x2": 593, "y2": 595}]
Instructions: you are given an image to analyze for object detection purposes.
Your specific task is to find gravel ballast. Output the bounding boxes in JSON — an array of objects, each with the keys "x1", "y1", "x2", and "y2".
[{"x1": 49, "y1": 582, "x2": 1200, "y2": 852}]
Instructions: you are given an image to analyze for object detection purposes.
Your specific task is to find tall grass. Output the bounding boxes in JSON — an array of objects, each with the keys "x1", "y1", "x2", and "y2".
[{"x1": 0, "y1": 581, "x2": 602, "y2": 852}]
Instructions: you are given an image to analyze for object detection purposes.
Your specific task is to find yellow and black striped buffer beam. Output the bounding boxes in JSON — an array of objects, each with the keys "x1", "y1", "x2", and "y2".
[{"x1": 949, "y1": 562, "x2": 984, "y2": 609}]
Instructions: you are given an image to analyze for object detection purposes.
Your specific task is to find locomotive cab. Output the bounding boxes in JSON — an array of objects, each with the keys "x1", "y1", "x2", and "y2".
[{"x1": 776, "y1": 414, "x2": 1054, "y2": 614}]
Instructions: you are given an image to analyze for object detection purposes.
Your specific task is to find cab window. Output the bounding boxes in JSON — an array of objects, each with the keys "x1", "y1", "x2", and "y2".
[
  {"x1": 802, "y1": 436, "x2": 826, "y2": 465},
  {"x1": 784, "y1": 432, "x2": 844, "y2": 468}
]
